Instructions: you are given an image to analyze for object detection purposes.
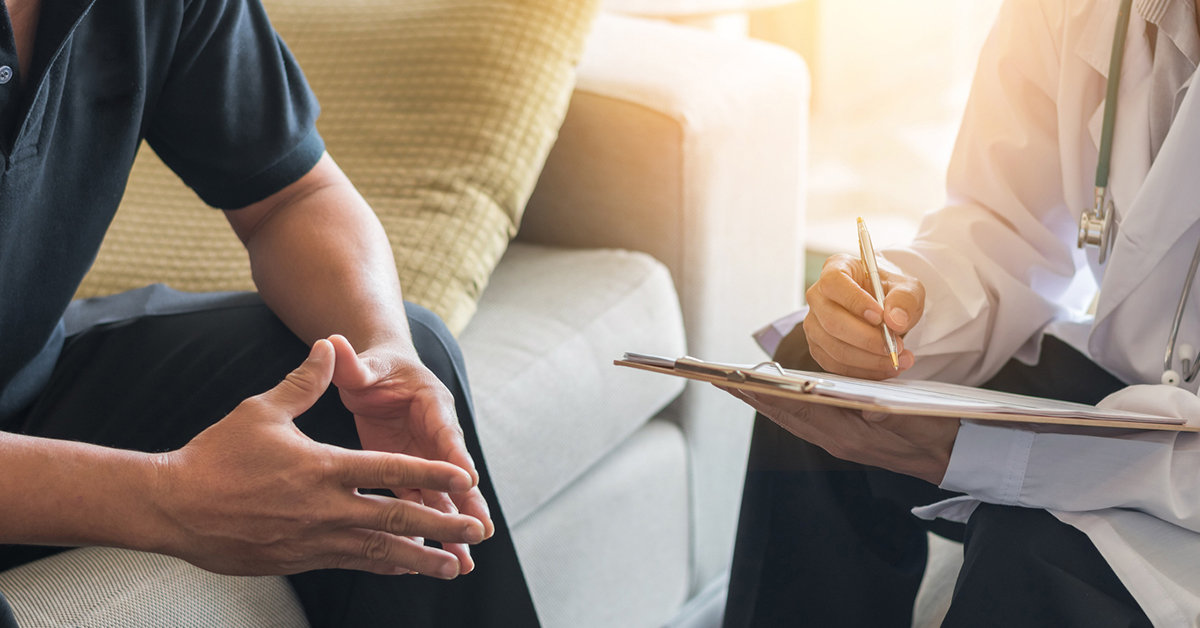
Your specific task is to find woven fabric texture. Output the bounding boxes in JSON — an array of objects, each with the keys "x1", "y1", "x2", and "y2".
[
  {"x1": 77, "y1": 0, "x2": 599, "y2": 335},
  {"x1": 0, "y1": 547, "x2": 305, "y2": 627}
]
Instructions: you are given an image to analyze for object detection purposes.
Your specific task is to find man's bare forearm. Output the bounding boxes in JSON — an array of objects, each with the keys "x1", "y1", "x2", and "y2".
[
  {"x1": 225, "y1": 153, "x2": 413, "y2": 356},
  {"x1": 0, "y1": 431, "x2": 167, "y2": 551}
]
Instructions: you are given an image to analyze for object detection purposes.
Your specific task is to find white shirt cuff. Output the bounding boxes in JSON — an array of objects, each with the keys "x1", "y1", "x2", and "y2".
[
  {"x1": 912, "y1": 495, "x2": 982, "y2": 523},
  {"x1": 939, "y1": 420, "x2": 1036, "y2": 505}
]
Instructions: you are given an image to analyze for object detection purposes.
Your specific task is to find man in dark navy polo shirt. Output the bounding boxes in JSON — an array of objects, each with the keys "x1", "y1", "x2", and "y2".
[{"x1": 0, "y1": 0, "x2": 538, "y2": 626}]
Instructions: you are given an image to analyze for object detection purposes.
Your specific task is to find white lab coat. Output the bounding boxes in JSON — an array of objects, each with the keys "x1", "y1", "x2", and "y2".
[
  {"x1": 858, "y1": 0, "x2": 1200, "y2": 623},
  {"x1": 892, "y1": 0, "x2": 1199, "y2": 388}
]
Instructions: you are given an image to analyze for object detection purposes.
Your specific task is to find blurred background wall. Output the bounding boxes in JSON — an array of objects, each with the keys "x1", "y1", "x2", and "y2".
[{"x1": 752, "y1": 0, "x2": 1003, "y2": 263}]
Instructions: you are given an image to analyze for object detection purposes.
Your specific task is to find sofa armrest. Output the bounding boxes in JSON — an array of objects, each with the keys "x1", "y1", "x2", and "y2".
[
  {"x1": 521, "y1": 13, "x2": 808, "y2": 593},
  {"x1": 523, "y1": 14, "x2": 808, "y2": 340}
]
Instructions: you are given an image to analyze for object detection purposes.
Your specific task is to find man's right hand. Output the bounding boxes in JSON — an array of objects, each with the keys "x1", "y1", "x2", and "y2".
[
  {"x1": 803, "y1": 253, "x2": 926, "y2": 380},
  {"x1": 149, "y1": 339, "x2": 484, "y2": 578}
]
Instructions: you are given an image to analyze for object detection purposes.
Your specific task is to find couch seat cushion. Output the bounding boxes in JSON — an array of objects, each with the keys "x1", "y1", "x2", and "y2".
[
  {"x1": 514, "y1": 419, "x2": 689, "y2": 628},
  {"x1": 460, "y1": 243, "x2": 685, "y2": 525}
]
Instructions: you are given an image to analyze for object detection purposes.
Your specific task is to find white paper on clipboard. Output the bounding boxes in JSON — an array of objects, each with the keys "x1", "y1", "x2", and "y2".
[{"x1": 616, "y1": 353, "x2": 1192, "y2": 431}]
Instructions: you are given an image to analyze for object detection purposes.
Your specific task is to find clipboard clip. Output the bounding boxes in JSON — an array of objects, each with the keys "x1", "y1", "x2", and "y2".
[{"x1": 674, "y1": 357, "x2": 816, "y2": 392}]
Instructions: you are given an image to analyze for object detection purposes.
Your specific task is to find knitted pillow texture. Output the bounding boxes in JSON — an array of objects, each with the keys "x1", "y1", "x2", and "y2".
[{"x1": 77, "y1": 0, "x2": 599, "y2": 335}]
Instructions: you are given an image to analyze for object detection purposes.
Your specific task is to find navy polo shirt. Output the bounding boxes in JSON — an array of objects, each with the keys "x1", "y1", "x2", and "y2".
[{"x1": 0, "y1": 0, "x2": 325, "y2": 421}]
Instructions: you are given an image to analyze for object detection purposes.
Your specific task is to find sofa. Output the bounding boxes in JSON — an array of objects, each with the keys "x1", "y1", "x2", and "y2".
[{"x1": 0, "y1": 11, "x2": 809, "y2": 628}]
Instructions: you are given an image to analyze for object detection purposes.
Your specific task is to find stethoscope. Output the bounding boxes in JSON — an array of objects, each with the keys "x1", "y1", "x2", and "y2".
[{"x1": 1077, "y1": 0, "x2": 1200, "y2": 386}]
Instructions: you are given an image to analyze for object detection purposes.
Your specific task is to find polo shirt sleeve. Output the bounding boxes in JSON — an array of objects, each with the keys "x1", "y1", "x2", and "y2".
[{"x1": 145, "y1": 0, "x2": 325, "y2": 210}]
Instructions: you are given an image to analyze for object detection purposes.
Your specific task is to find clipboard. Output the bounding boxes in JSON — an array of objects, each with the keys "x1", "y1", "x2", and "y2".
[{"x1": 615, "y1": 353, "x2": 1199, "y2": 432}]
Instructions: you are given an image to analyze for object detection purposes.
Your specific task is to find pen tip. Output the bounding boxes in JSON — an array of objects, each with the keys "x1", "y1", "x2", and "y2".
[
  {"x1": 891, "y1": 352, "x2": 900, "y2": 370},
  {"x1": 857, "y1": 216, "x2": 864, "y2": 224}
]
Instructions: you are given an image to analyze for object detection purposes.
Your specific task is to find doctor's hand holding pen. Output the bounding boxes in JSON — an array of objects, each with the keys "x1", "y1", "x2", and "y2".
[
  {"x1": 719, "y1": 246, "x2": 955, "y2": 483},
  {"x1": 802, "y1": 251, "x2": 926, "y2": 380},
  {"x1": 717, "y1": 220, "x2": 956, "y2": 483}
]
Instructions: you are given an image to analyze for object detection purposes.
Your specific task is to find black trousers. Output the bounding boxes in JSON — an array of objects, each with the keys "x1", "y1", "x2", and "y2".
[
  {"x1": 723, "y1": 331, "x2": 1153, "y2": 627},
  {"x1": 0, "y1": 290, "x2": 539, "y2": 628}
]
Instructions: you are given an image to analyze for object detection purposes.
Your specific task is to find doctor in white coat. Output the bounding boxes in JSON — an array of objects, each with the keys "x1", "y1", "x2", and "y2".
[{"x1": 723, "y1": 0, "x2": 1200, "y2": 626}]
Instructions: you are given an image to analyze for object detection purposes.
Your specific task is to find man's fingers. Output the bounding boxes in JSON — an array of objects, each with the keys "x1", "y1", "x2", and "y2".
[
  {"x1": 329, "y1": 334, "x2": 376, "y2": 391},
  {"x1": 410, "y1": 392, "x2": 479, "y2": 487},
  {"x1": 420, "y1": 488, "x2": 458, "y2": 520},
  {"x1": 451, "y1": 488, "x2": 494, "y2": 540},
  {"x1": 442, "y1": 542, "x2": 475, "y2": 575},
  {"x1": 254, "y1": 339, "x2": 335, "y2": 419},
  {"x1": 422, "y1": 489, "x2": 475, "y2": 574},
  {"x1": 334, "y1": 448, "x2": 474, "y2": 494},
  {"x1": 432, "y1": 421, "x2": 480, "y2": 487},
  {"x1": 344, "y1": 493, "x2": 486, "y2": 545},
  {"x1": 396, "y1": 487, "x2": 424, "y2": 504},
  {"x1": 330, "y1": 530, "x2": 463, "y2": 579}
]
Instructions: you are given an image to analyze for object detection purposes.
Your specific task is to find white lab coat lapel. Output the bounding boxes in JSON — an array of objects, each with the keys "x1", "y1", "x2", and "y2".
[{"x1": 1091, "y1": 61, "x2": 1200, "y2": 382}]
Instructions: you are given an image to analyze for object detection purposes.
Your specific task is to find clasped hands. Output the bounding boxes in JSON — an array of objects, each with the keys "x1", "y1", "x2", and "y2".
[
  {"x1": 726, "y1": 253, "x2": 959, "y2": 484},
  {"x1": 150, "y1": 336, "x2": 488, "y2": 579}
]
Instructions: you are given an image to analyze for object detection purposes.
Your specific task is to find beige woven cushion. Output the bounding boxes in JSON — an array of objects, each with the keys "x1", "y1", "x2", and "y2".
[
  {"x1": 77, "y1": 0, "x2": 599, "y2": 335},
  {"x1": 0, "y1": 547, "x2": 306, "y2": 627}
]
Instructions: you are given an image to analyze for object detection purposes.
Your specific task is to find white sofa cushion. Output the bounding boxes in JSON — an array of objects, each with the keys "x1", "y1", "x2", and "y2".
[
  {"x1": 515, "y1": 419, "x2": 689, "y2": 628},
  {"x1": 460, "y1": 243, "x2": 686, "y2": 526}
]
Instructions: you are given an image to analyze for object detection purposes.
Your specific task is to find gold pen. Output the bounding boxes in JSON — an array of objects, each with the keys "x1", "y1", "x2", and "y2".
[{"x1": 857, "y1": 217, "x2": 900, "y2": 370}]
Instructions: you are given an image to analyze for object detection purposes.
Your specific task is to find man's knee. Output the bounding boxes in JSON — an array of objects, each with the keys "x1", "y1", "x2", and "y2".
[{"x1": 0, "y1": 591, "x2": 16, "y2": 628}]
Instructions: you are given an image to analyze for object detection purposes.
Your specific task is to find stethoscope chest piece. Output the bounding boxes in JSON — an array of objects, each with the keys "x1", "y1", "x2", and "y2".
[{"x1": 1078, "y1": 189, "x2": 1116, "y2": 264}]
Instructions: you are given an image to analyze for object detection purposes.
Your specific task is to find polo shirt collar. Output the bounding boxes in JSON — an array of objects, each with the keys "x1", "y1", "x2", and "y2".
[
  {"x1": 32, "y1": 0, "x2": 98, "y2": 87},
  {"x1": 2, "y1": 0, "x2": 97, "y2": 156}
]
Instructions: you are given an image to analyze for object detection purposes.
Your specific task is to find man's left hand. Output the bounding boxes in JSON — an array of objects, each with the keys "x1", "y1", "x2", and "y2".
[
  {"x1": 725, "y1": 387, "x2": 960, "y2": 484},
  {"x1": 329, "y1": 335, "x2": 490, "y2": 575}
]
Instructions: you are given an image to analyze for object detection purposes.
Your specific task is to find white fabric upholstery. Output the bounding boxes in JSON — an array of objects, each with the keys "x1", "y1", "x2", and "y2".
[
  {"x1": 513, "y1": 419, "x2": 690, "y2": 628},
  {"x1": 461, "y1": 243, "x2": 686, "y2": 527},
  {"x1": 0, "y1": 547, "x2": 304, "y2": 627}
]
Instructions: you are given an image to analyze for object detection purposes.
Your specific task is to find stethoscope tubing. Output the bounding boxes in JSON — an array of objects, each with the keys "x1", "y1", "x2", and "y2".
[
  {"x1": 1078, "y1": 0, "x2": 1132, "y2": 263},
  {"x1": 1164, "y1": 239, "x2": 1200, "y2": 384},
  {"x1": 1095, "y1": 0, "x2": 1132, "y2": 191}
]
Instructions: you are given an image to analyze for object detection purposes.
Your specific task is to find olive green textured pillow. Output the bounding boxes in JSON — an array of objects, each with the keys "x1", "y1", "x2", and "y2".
[{"x1": 77, "y1": 0, "x2": 599, "y2": 335}]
